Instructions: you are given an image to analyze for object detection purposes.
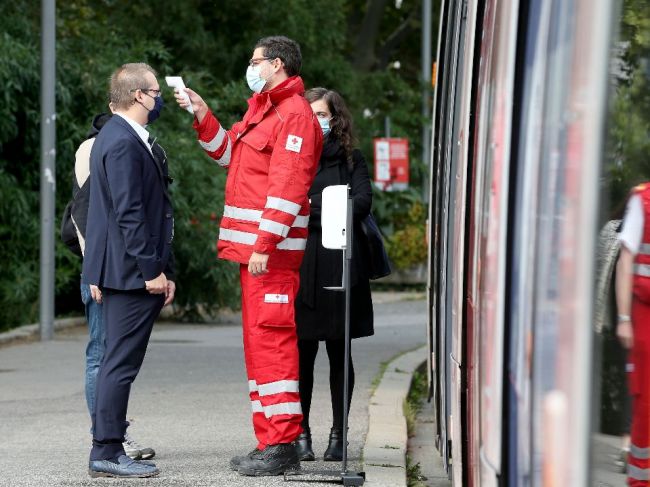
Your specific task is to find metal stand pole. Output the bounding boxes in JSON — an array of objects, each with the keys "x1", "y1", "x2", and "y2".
[
  {"x1": 40, "y1": 0, "x2": 56, "y2": 341},
  {"x1": 340, "y1": 188, "x2": 364, "y2": 486},
  {"x1": 285, "y1": 186, "x2": 364, "y2": 485}
]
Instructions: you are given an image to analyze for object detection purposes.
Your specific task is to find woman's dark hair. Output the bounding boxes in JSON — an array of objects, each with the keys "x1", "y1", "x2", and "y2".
[{"x1": 305, "y1": 87, "x2": 357, "y2": 166}]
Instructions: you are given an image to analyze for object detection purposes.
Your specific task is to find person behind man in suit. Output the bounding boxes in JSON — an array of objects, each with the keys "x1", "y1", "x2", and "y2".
[{"x1": 82, "y1": 62, "x2": 175, "y2": 478}]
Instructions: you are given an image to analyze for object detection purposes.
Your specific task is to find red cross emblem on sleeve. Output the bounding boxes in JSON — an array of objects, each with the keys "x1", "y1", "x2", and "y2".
[{"x1": 285, "y1": 134, "x2": 303, "y2": 153}]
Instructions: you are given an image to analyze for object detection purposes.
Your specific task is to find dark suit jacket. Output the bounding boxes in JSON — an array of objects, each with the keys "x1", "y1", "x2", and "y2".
[{"x1": 82, "y1": 115, "x2": 174, "y2": 290}]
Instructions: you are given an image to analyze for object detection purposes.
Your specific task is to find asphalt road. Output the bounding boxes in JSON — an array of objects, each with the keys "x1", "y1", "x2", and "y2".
[{"x1": 0, "y1": 298, "x2": 427, "y2": 486}]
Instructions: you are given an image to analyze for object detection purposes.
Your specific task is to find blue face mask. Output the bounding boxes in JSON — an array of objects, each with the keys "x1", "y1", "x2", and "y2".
[
  {"x1": 145, "y1": 95, "x2": 164, "y2": 124},
  {"x1": 139, "y1": 93, "x2": 164, "y2": 125},
  {"x1": 318, "y1": 116, "x2": 331, "y2": 136}
]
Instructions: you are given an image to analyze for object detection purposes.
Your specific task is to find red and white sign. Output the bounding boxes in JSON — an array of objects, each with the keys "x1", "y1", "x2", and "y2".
[{"x1": 373, "y1": 138, "x2": 409, "y2": 191}]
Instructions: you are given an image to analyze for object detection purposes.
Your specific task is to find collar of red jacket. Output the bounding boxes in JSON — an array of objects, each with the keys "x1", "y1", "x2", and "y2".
[{"x1": 251, "y1": 76, "x2": 305, "y2": 106}]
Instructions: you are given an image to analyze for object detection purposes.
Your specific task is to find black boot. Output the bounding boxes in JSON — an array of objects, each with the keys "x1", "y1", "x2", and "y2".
[
  {"x1": 229, "y1": 447, "x2": 259, "y2": 471},
  {"x1": 323, "y1": 428, "x2": 345, "y2": 461},
  {"x1": 295, "y1": 430, "x2": 315, "y2": 461},
  {"x1": 237, "y1": 443, "x2": 300, "y2": 476}
]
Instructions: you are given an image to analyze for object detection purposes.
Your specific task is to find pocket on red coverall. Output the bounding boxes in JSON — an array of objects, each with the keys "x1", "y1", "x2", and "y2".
[{"x1": 254, "y1": 279, "x2": 296, "y2": 330}]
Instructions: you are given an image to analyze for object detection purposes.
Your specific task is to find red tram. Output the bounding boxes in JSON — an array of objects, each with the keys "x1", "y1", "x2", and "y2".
[{"x1": 426, "y1": 0, "x2": 616, "y2": 485}]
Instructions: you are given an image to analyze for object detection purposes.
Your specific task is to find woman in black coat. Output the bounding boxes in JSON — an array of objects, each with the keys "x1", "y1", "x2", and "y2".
[{"x1": 295, "y1": 88, "x2": 374, "y2": 461}]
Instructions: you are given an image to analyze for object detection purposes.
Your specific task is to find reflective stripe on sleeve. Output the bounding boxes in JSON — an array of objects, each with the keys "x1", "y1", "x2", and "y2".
[
  {"x1": 224, "y1": 206, "x2": 263, "y2": 223},
  {"x1": 198, "y1": 126, "x2": 227, "y2": 152},
  {"x1": 218, "y1": 138, "x2": 232, "y2": 167},
  {"x1": 251, "y1": 400, "x2": 264, "y2": 413},
  {"x1": 259, "y1": 218, "x2": 290, "y2": 237},
  {"x1": 639, "y1": 243, "x2": 650, "y2": 254},
  {"x1": 266, "y1": 196, "x2": 301, "y2": 216},
  {"x1": 201, "y1": 136, "x2": 231, "y2": 167},
  {"x1": 258, "y1": 380, "x2": 299, "y2": 397},
  {"x1": 219, "y1": 228, "x2": 257, "y2": 246},
  {"x1": 219, "y1": 228, "x2": 306, "y2": 251},
  {"x1": 293, "y1": 214, "x2": 309, "y2": 228},
  {"x1": 248, "y1": 380, "x2": 258, "y2": 393},
  {"x1": 277, "y1": 238, "x2": 307, "y2": 251},
  {"x1": 223, "y1": 205, "x2": 307, "y2": 229}
]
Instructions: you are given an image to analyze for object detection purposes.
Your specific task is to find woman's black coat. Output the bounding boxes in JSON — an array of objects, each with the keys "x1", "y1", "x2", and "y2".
[{"x1": 295, "y1": 137, "x2": 374, "y2": 341}]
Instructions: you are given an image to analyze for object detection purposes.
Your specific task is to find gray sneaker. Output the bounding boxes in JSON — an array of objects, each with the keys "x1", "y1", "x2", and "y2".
[
  {"x1": 89, "y1": 454, "x2": 159, "y2": 478},
  {"x1": 123, "y1": 431, "x2": 156, "y2": 460}
]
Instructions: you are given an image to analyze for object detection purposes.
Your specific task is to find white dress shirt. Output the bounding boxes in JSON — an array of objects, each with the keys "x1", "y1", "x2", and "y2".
[{"x1": 115, "y1": 112, "x2": 152, "y2": 156}]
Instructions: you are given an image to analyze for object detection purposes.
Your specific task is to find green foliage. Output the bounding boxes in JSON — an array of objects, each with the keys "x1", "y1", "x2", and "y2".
[
  {"x1": 385, "y1": 199, "x2": 428, "y2": 269},
  {"x1": 604, "y1": 0, "x2": 650, "y2": 211},
  {"x1": 0, "y1": 0, "x2": 431, "y2": 328}
]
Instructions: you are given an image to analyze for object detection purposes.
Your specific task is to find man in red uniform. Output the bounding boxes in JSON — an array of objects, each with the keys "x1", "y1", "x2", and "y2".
[
  {"x1": 616, "y1": 182, "x2": 650, "y2": 486},
  {"x1": 175, "y1": 36, "x2": 322, "y2": 476}
]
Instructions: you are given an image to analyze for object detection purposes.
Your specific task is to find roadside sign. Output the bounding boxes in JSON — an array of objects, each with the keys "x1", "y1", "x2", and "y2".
[{"x1": 373, "y1": 137, "x2": 409, "y2": 191}]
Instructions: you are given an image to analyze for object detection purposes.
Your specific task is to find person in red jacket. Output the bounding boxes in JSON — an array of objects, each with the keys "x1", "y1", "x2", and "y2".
[
  {"x1": 174, "y1": 36, "x2": 322, "y2": 476},
  {"x1": 616, "y1": 182, "x2": 650, "y2": 486}
]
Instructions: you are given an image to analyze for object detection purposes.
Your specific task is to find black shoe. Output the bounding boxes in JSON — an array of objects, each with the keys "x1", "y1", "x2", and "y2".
[
  {"x1": 295, "y1": 431, "x2": 315, "y2": 461},
  {"x1": 237, "y1": 443, "x2": 300, "y2": 476},
  {"x1": 229, "y1": 448, "x2": 259, "y2": 471},
  {"x1": 323, "y1": 428, "x2": 346, "y2": 461}
]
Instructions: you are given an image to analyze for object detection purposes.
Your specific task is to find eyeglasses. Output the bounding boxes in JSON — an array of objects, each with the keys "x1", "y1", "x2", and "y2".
[
  {"x1": 248, "y1": 57, "x2": 274, "y2": 67},
  {"x1": 130, "y1": 88, "x2": 162, "y2": 96}
]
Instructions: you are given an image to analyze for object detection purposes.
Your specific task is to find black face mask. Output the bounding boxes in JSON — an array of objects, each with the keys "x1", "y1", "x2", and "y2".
[{"x1": 138, "y1": 93, "x2": 164, "y2": 124}]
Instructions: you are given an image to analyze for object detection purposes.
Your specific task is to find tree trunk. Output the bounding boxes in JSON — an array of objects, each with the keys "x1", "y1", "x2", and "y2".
[{"x1": 352, "y1": 0, "x2": 389, "y2": 71}]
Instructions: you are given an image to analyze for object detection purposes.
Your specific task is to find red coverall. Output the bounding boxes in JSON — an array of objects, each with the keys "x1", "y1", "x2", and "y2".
[
  {"x1": 628, "y1": 184, "x2": 650, "y2": 486},
  {"x1": 193, "y1": 76, "x2": 322, "y2": 448}
]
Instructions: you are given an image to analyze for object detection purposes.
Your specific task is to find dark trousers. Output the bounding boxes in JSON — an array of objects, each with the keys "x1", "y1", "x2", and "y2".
[
  {"x1": 298, "y1": 339, "x2": 354, "y2": 431},
  {"x1": 90, "y1": 288, "x2": 164, "y2": 461}
]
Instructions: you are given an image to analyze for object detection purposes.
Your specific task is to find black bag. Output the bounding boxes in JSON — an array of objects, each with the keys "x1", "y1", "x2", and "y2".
[
  {"x1": 360, "y1": 213, "x2": 392, "y2": 280},
  {"x1": 61, "y1": 199, "x2": 82, "y2": 256}
]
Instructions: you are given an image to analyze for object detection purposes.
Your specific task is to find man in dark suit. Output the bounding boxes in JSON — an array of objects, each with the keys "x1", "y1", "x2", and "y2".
[{"x1": 82, "y1": 63, "x2": 175, "y2": 478}]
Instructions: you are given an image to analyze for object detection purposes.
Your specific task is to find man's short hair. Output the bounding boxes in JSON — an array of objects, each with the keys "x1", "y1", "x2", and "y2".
[
  {"x1": 109, "y1": 63, "x2": 157, "y2": 110},
  {"x1": 255, "y1": 36, "x2": 302, "y2": 77}
]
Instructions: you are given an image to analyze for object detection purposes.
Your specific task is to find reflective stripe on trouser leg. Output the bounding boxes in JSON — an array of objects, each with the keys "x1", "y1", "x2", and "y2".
[
  {"x1": 240, "y1": 266, "x2": 267, "y2": 450},
  {"x1": 628, "y1": 298, "x2": 650, "y2": 487},
  {"x1": 240, "y1": 265, "x2": 303, "y2": 445}
]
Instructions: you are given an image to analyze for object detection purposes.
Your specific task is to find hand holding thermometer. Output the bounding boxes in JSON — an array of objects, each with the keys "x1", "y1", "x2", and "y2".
[{"x1": 166, "y1": 76, "x2": 194, "y2": 114}]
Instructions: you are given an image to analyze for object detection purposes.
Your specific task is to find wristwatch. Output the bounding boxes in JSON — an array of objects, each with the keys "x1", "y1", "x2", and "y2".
[{"x1": 617, "y1": 314, "x2": 631, "y2": 323}]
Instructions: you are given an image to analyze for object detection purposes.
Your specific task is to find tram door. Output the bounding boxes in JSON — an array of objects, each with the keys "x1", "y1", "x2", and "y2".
[
  {"x1": 430, "y1": 0, "x2": 482, "y2": 476},
  {"x1": 429, "y1": 0, "x2": 460, "y2": 473},
  {"x1": 444, "y1": 0, "x2": 482, "y2": 483}
]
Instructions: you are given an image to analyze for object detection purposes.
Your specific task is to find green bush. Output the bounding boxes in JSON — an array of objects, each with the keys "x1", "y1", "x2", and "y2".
[{"x1": 384, "y1": 199, "x2": 427, "y2": 269}]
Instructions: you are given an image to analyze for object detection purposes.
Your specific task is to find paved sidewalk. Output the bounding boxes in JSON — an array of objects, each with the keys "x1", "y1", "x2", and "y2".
[{"x1": 0, "y1": 298, "x2": 427, "y2": 486}]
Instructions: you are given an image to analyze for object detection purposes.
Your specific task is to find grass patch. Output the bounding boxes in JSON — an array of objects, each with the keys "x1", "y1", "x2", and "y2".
[
  {"x1": 404, "y1": 363, "x2": 428, "y2": 437},
  {"x1": 407, "y1": 454, "x2": 428, "y2": 486},
  {"x1": 370, "y1": 358, "x2": 391, "y2": 394}
]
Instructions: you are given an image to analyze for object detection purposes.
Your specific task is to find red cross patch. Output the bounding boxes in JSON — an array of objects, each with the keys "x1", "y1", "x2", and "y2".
[{"x1": 285, "y1": 134, "x2": 303, "y2": 153}]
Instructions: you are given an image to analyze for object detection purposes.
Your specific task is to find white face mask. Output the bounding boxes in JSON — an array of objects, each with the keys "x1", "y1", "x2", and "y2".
[{"x1": 246, "y1": 64, "x2": 267, "y2": 93}]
